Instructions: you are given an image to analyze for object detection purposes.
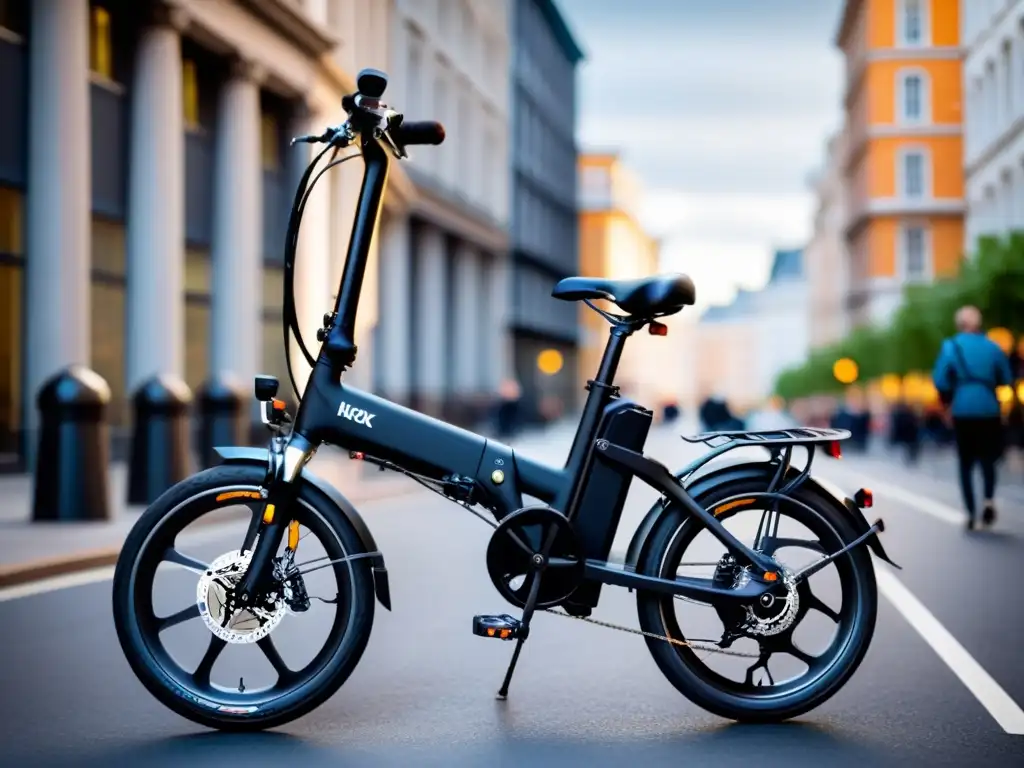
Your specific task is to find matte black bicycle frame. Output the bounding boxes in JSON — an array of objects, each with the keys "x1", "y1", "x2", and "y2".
[{"x1": 235, "y1": 132, "x2": 840, "y2": 611}]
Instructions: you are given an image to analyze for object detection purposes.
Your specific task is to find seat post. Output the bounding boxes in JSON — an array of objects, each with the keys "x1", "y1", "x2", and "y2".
[{"x1": 563, "y1": 325, "x2": 631, "y2": 473}]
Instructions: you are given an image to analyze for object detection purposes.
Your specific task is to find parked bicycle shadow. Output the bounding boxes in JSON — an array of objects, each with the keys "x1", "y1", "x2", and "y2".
[
  {"x1": 56, "y1": 731, "x2": 343, "y2": 768},
  {"x1": 491, "y1": 719, "x2": 892, "y2": 768}
]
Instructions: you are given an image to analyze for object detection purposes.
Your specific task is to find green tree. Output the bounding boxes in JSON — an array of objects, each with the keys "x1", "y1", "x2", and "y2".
[{"x1": 773, "y1": 231, "x2": 1024, "y2": 399}]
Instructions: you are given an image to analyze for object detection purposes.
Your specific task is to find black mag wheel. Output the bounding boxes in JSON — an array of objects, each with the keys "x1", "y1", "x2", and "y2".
[
  {"x1": 112, "y1": 464, "x2": 376, "y2": 731},
  {"x1": 635, "y1": 477, "x2": 877, "y2": 723}
]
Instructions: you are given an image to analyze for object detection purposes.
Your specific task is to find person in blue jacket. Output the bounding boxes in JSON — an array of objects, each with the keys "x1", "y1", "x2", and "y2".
[{"x1": 932, "y1": 306, "x2": 1013, "y2": 530}]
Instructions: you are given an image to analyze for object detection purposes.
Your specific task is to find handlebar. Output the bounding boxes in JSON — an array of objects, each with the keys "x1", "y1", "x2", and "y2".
[{"x1": 292, "y1": 69, "x2": 445, "y2": 156}]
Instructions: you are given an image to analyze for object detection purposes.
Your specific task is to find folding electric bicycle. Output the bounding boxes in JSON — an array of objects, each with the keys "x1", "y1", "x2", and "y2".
[{"x1": 112, "y1": 69, "x2": 899, "y2": 732}]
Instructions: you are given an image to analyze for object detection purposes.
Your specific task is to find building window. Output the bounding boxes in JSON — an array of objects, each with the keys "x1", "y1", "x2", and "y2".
[
  {"x1": 903, "y1": 74, "x2": 921, "y2": 119},
  {"x1": 898, "y1": 0, "x2": 926, "y2": 46},
  {"x1": 900, "y1": 150, "x2": 927, "y2": 197},
  {"x1": 89, "y1": 6, "x2": 113, "y2": 79},
  {"x1": 182, "y1": 59, "x2": 199, "y2": 129},
  {"x1": 901, "y1": 225, "x2": 928, "y2": 279},
  {"x1": 260, "y1": 114, "x2": 279, "y2": 170}
]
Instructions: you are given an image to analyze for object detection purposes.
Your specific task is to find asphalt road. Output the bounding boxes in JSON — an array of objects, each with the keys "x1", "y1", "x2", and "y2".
[{"x1": 1, "y1": 435, "x2": 1022, "y2": 768}]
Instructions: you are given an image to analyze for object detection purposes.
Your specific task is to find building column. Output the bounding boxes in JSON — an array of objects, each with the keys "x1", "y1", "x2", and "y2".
[
  {"x1": 452, "y1": 242, "x2": 482, "y2": 396},
  {"x1": 288, "y1": 102, "x2": 332, "y2": 396},
  {"x1": 209, "y1": 58, "x2": 264, "y2": 398},
  {"x1": 413, "y1": 225, "x2": 447, "y2": 413},
  {"x1": 377, "y1": 213, "x2": 412, "y2": 402},
  {"x1": 480, "y1": 251, "x2": 512, "y2": 393},
  {"x1": 125, "y1": 6, "x2": 187, "y2": 391},
  {"x1": 24, "y1": 0, "x2": 92, "y2": 448}
]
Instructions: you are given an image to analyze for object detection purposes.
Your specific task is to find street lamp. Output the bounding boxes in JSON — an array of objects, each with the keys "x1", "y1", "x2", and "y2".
[{"x1": 833, "y1": 357, "x2": 859, "y2": 385}]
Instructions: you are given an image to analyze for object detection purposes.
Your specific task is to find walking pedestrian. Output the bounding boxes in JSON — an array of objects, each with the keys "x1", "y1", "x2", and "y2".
[{"x1": 932, "y1": 306, "x2": 1013, "y2": 530}]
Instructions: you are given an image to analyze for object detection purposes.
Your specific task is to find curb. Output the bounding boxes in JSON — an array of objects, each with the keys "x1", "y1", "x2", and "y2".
[
  {"x1": 0, "y1": 548, "x2": 122, "y2": 589},
  {"x1": 0, "y1": 480, "x2": 426, "y2": 591}
]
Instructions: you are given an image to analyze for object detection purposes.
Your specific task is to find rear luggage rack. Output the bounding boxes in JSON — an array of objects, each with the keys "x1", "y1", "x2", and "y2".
[{"x1": 682, "y1": 426, "x2": 851, "y2": 449}]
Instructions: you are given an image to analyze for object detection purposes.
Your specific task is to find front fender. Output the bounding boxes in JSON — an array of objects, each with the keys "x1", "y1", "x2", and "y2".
[
  {"x1": 214, "y1": 446, "x2": 392, "y2": 611},
  {"x1": 624, "y1": 454, "x2": 898, "y2": 570}
]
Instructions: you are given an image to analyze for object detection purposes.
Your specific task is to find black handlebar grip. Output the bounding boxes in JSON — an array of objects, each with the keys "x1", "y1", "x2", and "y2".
[{"x1": 395, "y1": 121, "x2": 446, "y2": 146}]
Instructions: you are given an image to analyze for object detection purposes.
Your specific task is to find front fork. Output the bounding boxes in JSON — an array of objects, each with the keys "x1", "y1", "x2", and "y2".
[{"x1": 235, "y1": 394, "x2": 318, "y2": 604}]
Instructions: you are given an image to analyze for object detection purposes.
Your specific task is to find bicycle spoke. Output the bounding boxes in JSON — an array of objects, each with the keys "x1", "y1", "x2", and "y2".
[
  {"x1": 163, "y1": 548, "x2": 208, "y2": 574},
  {"x1": 786, "y1": 641, "x2": 826, "y2": 673},
  {"x1": 805, "y1": 588, "x2": 841, "y2": 622},
  {"x1": 257, "y1": 636, "x2": 294, "y2": 684},
  {"x1": 156, "y1": 603, "x2": 200, "y2": 632},
  {"x1": 761, "y1": 536, "x2": 825, "y2": 556},
  {"x1": 192, "y1": 635, "x2": 227, "y2": 687}
]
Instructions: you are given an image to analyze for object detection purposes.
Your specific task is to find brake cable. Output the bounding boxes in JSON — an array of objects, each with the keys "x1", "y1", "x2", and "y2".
[{"x1": 280, "y1": 140, "x2": 361, "y2": 398}]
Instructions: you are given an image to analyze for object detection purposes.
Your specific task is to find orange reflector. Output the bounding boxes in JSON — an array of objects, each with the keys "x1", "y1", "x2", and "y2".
[
  {"x1": 272, "y1": 398, "x2": 286, "y2": 411},
  {"x1": 826, "y1": 441, "x2": 842, "y2": 459},
  {"x1": 215, "y1": 490, "x2": 262, "y2": 502},
  {"x1": 287, "y1": 520, "x2": 300, "y2": 550},
  {"x1": 649, "y1": 321, "x2": 668, "y2": 336},
  {"x1": 714, "y1": 498, "x2": 755, "y2": 516},
  {"x1": 262, "y1": 503, "x2": 276, "y2": 524},
  {"x1": 763, "y1": 572, "x2": 778, "y2": 582}
]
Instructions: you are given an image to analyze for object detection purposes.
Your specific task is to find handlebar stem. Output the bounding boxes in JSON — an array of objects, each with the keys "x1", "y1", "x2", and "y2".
[{"x1": 321, "y1": 136, "x2": 390, "y2": 373}]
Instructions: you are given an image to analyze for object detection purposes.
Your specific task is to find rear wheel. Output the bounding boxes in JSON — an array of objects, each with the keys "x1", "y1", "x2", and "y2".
[
  {"x1": 112, "y1": 464, "x2": 376, "y2": 731},
  {"x1": 635, "y1": 477, "x2": 877, "y2": 722}
]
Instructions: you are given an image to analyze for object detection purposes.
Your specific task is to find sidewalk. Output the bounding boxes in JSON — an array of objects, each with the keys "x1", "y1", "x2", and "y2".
[
  {"x1": 0, "y1": 419, "x2": 651, "y2": 588},
  {"x1": 0, "y1": 445, "x2": 422, "y2": 588}
]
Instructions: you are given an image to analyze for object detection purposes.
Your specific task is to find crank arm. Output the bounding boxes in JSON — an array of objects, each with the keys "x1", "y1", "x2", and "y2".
[{"x1": 791, "y1": 519, "x2": 885, "y2": 584}]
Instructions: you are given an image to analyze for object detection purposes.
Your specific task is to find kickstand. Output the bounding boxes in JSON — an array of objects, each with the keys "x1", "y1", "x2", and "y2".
[
  {"x1": 496, "y1": 569, "x2": 542, "y2": 700},
  {"x1": 497, "y1": 525, "x2": 558, "y2": 700}
]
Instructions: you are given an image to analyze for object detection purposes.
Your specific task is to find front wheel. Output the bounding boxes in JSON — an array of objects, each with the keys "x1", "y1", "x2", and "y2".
[
  {"x1": 112, "y1": 464, "x2": 376, "y2": 731},
  {"x1": 635, "y1": 477, "x2": 878, "y2": 722}
]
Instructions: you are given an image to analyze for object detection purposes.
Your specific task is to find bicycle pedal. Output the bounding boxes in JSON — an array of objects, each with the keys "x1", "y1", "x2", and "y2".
[{"x1": 473, "y1": 614, "x2": 522, "y2": 640}]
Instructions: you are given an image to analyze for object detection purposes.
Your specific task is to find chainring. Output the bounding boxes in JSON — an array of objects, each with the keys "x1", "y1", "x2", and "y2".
[
  {"x1": 485, "y1": 506, "x2": 585, "y2": 609},
  {"x1": 196, "y1": 550, "x2": 287, "y2": 644}
]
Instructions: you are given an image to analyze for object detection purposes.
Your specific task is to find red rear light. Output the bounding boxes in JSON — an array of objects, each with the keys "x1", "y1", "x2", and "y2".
[
  {"x1": 826, "y1": 441, "x2": 842, "y2": 459},
  {"x1": 649, "y1": 321, "x2": 668, "y2": 336},
  {"x1": 854, "y1": 488, "x2": 873, "y2": 508}
]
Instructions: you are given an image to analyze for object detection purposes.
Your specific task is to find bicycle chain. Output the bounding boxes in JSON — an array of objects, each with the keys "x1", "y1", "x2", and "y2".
[{"x1": 537, "y1": 607, "x2": 759, "y2": 658}]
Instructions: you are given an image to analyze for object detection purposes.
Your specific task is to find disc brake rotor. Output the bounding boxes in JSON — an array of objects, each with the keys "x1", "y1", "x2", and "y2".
[{"x1": 196, "y1": 550, "x2": 286, "y2": 644}]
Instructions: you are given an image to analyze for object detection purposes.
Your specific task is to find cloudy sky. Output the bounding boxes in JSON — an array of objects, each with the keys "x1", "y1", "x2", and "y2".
[{"x1": 557, "y1": 0, "x2": 845, "y2": 309}]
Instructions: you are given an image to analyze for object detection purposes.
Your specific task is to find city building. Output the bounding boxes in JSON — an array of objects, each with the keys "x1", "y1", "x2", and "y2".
[
  {"x1": 577, "y1": 152, "x2": 679, "y2": 411},
  {"x1": 805, "y1": 129, "x2": 852, "y2": 348},
  {"x1": 835, "y1": 0, "x2": 965, "y2": 328},
  {"x1": 507, "y1": 0, "x2": 584, "y2": 423},
  {"x1": 381, "y1": 0, "x2": 512, "y2": 426},
  {"x1": 693, "y1": 249, "x2": 810, "y2": 412},
  {"x1": 962, "y1": 0, "x2": 1024, "y2": 250}
]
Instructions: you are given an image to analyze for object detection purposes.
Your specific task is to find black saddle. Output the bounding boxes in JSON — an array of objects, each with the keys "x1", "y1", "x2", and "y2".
[{"x1": 551, "y1": 273, "x2": 696, "y2": 318}]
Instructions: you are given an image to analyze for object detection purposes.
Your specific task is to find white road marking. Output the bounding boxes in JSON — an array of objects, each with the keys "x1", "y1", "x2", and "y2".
[
  {"x1": 821, "y1": 466, "x2": 965, "y2": 526},
  {"x1": 0, "y1": 566, "x2": 116, "y2": 603},
  {"x1": 876, "y1": 561, "x2": 1024, "y2": 735}
]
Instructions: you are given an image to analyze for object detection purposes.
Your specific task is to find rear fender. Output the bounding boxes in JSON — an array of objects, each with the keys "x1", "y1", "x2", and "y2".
[
  {"x1": 214, "y1": 446, "x2": 392, "y2": 611},
  {"x1": 624, "y1": 454, "x2": 899, "y2": 570}
]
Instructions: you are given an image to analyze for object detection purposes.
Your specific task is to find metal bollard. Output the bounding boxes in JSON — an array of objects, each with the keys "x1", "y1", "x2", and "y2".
[
  {"x1": 196, "y1": 376, "x2": 246, "y2": 469},
  {"x1": 32, "y1": 365, "x2": 112, "y2": 521},
  {"x1": 127, "y1": 374, "x2": 193, "y2": 506}
]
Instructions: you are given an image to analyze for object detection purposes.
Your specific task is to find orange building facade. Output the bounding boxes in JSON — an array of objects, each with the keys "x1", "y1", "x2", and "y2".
[
  {"x1": 577, "y1": 153, "x2": 676, "y2": 409},
  {"x1": 836, "y1": 0, "x2": 964, "y2": 328}
]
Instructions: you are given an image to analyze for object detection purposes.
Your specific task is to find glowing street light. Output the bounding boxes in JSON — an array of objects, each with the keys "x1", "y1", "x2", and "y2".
[
  {"x1": 536, "y1": 349, "x2": 564, "y2": 376},
  {"x1": 996, "y1": 385, "x2": 1014, "y2": 404},
  {"x1": 987, "y1": 327, "x2": 1013, "y2": 355},
  {"x1": 833, "y1": 358, "x2": 859, "y2": 385}
]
